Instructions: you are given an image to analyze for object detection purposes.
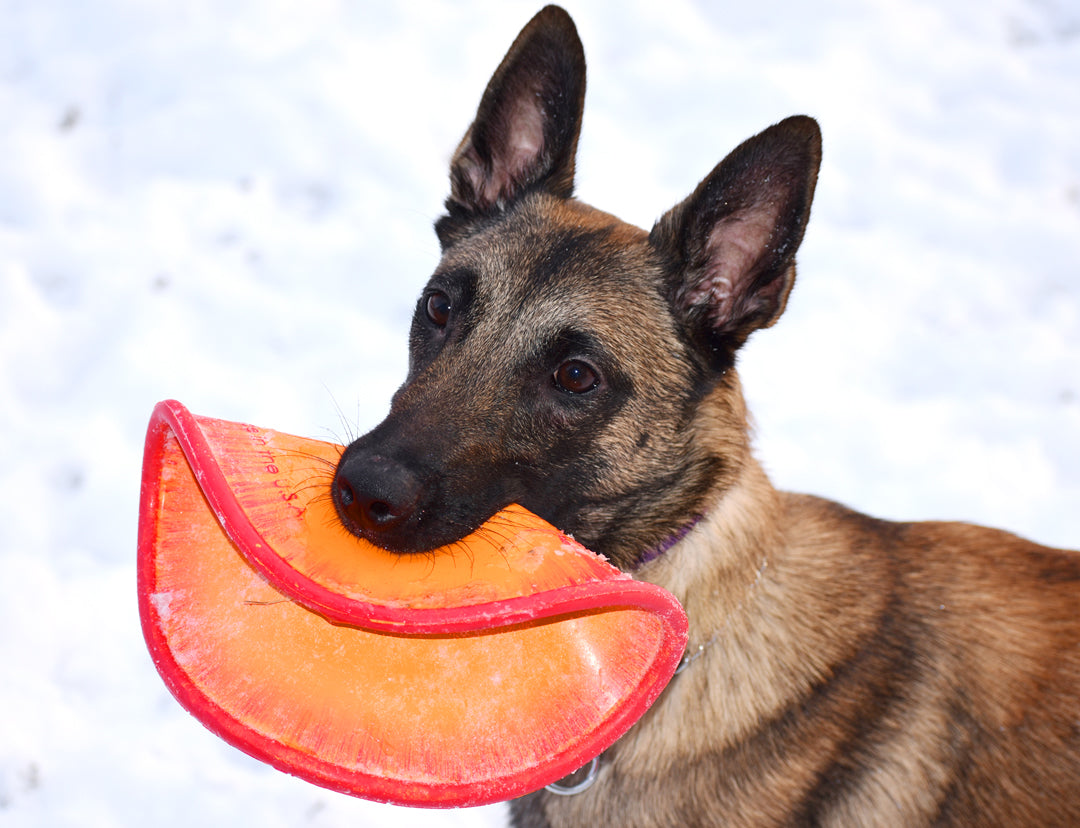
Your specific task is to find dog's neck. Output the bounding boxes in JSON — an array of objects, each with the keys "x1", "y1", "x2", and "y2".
[{"x1": 638, "y1": 457, "x2": 782, "y2": 645}]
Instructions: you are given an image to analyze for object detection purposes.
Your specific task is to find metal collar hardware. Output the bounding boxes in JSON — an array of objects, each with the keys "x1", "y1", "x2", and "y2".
[{"x1": 545, "y1": 756, "x2": 599, "y2": 796}]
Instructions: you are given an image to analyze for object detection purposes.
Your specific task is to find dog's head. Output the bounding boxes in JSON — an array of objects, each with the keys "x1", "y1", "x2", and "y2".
[{"x1": 333, "y1": 6, "x2": 820, "y2": 570}]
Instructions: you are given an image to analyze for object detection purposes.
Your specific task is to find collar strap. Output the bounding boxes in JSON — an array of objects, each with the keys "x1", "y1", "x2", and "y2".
[{"x1": 638, "y1": 514, "x2": 703, "y2": 567}]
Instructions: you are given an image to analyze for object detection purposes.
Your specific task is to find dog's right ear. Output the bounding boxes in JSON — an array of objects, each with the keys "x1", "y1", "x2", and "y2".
[
  {"x1": 651, "y1": 116, "x2": 822, "y2": 372},
  {"x1": 437, "y1": 6, "x2": 586, "y2": 246}
]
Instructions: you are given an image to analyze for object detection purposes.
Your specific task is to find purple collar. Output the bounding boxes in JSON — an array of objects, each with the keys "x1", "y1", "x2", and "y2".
[{"x1": 638, "y1": 515, "x2": 703, "y2": 566}]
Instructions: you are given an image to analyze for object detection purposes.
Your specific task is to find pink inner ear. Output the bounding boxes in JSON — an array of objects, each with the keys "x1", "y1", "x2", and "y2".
[
  {"x1": 466, "y1": 94, "x2": 547, "y2": 209},
  {"x1": 686, "y1": 206, "x2": 779, "y2": 325}
]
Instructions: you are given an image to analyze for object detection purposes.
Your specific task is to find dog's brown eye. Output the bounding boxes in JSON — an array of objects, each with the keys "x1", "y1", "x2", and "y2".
[
  {"x1": 555, "y1": 360, "x2": 599, "y2": 394},
  {"x1": 425, "y1": 291, "x2": 451, "y2": 326}
]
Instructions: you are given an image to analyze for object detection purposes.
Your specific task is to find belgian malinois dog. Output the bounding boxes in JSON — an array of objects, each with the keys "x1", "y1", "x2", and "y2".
[{"x1": 332, "y1": 6, "x2": 1080, "y2": 826}]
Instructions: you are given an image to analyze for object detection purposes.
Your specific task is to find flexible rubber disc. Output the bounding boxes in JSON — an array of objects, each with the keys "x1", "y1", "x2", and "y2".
[{"x1": 137, "y1": 400, "x2": 688, "y2": 807}]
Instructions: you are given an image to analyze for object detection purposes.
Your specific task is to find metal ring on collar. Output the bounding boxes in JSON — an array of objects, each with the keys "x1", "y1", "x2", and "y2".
[{"x1": 545, "y1": 756, "x2": 600, "y2": 796}]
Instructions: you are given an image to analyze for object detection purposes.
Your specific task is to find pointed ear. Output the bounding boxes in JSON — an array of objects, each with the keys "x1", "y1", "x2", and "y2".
[
  {"x1": 442, "y1": 6, "x2": 585, "y2": 227},
  {"x1": 650, "y1": 116, "x2": 821, "y2": 367}
]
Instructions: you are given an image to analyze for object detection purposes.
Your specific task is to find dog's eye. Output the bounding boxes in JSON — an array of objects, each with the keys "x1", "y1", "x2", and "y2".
[
  {"x1": 425, "y1": 291, "x2": 451, "y2": 327},
  {"x1": 554, "y1": 360, "x2": 600, "y2": 394}
]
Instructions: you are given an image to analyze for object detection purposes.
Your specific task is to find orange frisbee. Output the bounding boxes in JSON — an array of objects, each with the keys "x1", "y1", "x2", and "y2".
[{"x1": 137, "y1": 400, "x2": 688, "y2": 807}]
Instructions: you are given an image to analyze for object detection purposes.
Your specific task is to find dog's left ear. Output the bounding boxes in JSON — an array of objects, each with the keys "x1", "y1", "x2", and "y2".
[
  {"x1": 439, "y1": 6, "x2": 586, "y2": 240},
  {"x1": 651, "y1": 116, "x2": 822, "y2": 368}
]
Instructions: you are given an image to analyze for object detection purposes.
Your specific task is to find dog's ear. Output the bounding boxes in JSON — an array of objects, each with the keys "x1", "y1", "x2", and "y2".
[
  {"x1": 439, "y1": 6, "x2": 585, "y2": 239},
  {"x1": 651, "y1": 116, "x2": 821, "y2": 369}
]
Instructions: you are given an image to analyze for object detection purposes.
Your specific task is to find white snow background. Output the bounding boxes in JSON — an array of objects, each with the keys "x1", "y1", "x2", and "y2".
[{"x1": 2, "y1": 0, "x2": 1079, "y2": 825}]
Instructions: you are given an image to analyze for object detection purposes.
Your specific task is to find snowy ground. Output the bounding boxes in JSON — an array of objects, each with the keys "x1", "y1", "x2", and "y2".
[{"x1": 2, "y1": 0, "x2": 1078, "y2": 825}]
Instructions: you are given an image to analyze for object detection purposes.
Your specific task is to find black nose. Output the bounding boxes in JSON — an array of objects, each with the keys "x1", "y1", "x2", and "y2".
[{"x1": 333, "y1": 454, "x2": 422, "y2": 536}]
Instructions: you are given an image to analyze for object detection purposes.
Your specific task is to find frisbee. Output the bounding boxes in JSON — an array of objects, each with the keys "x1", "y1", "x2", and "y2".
[{"x1": 137, "y1": 400, "x2": 687, "y2": 807}]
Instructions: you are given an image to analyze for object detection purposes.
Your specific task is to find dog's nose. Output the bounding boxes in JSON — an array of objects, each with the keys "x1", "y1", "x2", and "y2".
[{"x1": 333, "y1": 455, "x2": 422, "y2": 536}]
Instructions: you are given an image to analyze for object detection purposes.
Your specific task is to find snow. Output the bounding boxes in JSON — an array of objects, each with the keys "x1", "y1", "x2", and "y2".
[{"x1": 2, "y1": 0, "x2": 1078, "y2": 825}]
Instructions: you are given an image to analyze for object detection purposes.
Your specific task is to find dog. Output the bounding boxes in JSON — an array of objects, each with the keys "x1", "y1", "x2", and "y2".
[{"x1": 332, "y1": 6, "x2": 1080, "y2": 826}]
